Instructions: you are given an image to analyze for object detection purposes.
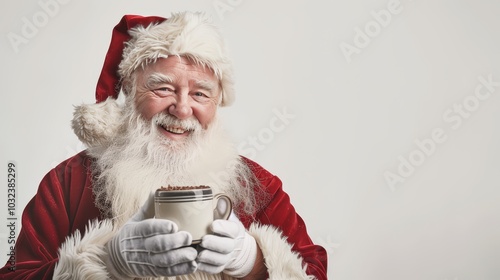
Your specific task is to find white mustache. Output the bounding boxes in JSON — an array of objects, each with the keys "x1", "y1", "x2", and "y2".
[{"x1": 153, "y1": 113, "x2": 202, "y2": 132}]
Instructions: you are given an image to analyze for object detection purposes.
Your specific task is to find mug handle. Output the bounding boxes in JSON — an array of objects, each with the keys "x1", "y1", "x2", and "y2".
[{"x1": 213, "y1": 194, "x2": 233, "y2": 220}]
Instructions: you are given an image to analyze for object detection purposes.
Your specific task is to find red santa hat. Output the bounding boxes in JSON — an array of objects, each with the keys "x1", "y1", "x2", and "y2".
[{"x1": 72, "y1": 12, "x2": 235, "y2": 147}]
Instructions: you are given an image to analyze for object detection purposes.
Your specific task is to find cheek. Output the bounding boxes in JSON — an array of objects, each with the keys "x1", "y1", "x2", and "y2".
[
  {"x1": 135, "y1": 95, "x2": 165, "y2": 120},
  {"x1": 194, "y1": 104, "x2": 218, "y2": 128}
]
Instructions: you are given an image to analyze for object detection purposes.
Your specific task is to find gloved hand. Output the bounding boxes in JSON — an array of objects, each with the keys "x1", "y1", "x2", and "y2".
[
  {"x1": 196, "y1": 212, "x2": 258, "y2": 278},
  {"x1": 105, "y1": 193, "x2": 198, "y2": 279}
]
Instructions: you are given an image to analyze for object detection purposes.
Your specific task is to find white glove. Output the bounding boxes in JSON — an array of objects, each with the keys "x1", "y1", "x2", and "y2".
[
  {"x1": 105, "y1": 193, "x2": 197, "y2": 279},
  {"x1": 196, "y1": 212, "x2": 258, "y2": 278}
]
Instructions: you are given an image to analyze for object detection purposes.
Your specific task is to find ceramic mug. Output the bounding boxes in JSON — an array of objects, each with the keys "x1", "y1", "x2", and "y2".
[{"x1": 154, "y1": 186, "x2": 232, "y2": 244}]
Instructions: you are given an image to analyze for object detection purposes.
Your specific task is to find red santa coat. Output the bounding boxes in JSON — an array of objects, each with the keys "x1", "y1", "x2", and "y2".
[{"x1": 0, "y1": 151, "x2": 327, "y2": 279}]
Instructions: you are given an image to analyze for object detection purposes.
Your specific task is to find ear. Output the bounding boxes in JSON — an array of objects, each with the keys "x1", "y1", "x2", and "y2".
[{"x1": 71, "y1": 97, "x2": 124, "y2": 148}]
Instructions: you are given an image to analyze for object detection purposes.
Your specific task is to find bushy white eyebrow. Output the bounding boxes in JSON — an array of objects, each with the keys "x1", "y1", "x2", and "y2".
[
  {"x1": 145, "y1": 73, "x2": 174, "y2": 88},
  {"x1": 144, "y1": 73, "x2": 218, "y2": 97},
  {"x1": 194, "y1": 79, "x2": 218, "y2": 93}
]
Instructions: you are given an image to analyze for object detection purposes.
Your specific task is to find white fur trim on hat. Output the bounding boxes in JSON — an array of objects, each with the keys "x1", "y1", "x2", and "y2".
[
  {"x1": 71, "y1": 97, "x2": 123, "y2": 148},
  {"x1": 119, "y1": 11, "x2": 235, "y2": 106}
]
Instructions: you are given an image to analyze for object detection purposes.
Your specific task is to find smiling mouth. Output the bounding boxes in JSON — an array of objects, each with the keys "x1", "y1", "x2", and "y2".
[{"x1": 159, "y1": 124, "x2": 190, "y2": 135}]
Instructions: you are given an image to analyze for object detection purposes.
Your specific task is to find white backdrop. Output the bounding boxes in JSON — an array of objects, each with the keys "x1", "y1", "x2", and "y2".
[{"x1": 1, "y1": 0, "x2": 500, "y2": 279}]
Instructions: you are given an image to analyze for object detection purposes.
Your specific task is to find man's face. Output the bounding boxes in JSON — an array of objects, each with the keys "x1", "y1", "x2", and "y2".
[{"x1": 133, "y1": 56, "x2": 221, "y2": 142}]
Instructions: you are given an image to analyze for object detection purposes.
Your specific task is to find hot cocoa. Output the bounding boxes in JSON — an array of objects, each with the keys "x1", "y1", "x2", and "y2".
[{"x1": 159, "y1": 185, "x2": 210, "y2": 191}]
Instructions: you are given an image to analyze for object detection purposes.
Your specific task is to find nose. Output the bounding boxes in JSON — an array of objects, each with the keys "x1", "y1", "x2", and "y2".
[{"x1": 168, "y1": 95, "x2": 193, "y2": 120}]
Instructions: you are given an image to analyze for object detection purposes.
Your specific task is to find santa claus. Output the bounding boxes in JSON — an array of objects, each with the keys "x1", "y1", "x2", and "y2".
[{"x1": 0, "y1": 12, "x2": 327, "y2": 280}]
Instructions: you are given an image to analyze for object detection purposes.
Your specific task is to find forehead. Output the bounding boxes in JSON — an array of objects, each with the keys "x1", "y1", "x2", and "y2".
[{"x1": 137, "y1": 56, "x2": 218, "y2": 83}]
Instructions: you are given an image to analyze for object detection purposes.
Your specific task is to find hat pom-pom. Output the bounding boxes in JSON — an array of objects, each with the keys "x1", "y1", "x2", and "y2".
[{"x1": 71, "y1": 97, "x2": 123, "y2": 147}]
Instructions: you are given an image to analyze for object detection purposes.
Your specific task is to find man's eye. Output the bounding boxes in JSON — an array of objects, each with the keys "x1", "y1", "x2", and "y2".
[
  {"x1": 153, "y1": 87, "x2": 174, "y2": 96},
  {"x1": 192, "y1": 92, "x2": 211, "y2": 103},
  {"x1": 158, "y1": 87, "x2": 173, "y2": 92}
]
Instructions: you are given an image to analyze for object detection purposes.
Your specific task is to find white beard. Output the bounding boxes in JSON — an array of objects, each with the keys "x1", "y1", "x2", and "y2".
[{"x1": 87, "y1": 102, "x2": 258, "y2": 226}]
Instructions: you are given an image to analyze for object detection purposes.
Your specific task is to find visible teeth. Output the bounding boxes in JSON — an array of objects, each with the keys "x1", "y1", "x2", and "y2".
[{"x1": 163, "y1": 125, "x2": 186, "y2": 134}]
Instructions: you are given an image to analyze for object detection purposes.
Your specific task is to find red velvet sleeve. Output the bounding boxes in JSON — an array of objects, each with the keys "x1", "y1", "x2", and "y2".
[
  {"x1": 0, "y1": 152, "x2": 100, "y2": 279},
  {"x1": 241, "y1": 158, "x2": 328, "y2": 280}
]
